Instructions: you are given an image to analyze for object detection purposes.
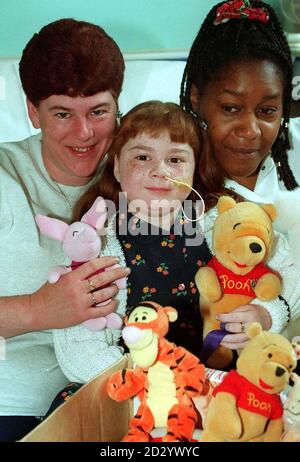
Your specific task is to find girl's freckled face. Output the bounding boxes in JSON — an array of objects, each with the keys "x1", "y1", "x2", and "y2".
[{"x1": 114, "y1": 131, "x2": 195, "y2": 208}]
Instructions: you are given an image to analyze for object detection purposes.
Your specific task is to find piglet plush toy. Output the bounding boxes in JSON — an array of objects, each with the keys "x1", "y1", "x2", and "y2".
[{"x1": 36, "y1": 196, "x2": 126, "y2": 331}]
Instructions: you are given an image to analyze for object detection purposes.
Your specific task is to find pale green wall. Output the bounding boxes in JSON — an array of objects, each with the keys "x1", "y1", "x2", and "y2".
[{"x1": 0, "y1": 0, "x2": 279, "y2": 57}]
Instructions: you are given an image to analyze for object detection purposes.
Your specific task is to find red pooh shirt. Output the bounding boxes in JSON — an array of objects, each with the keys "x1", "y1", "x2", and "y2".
[
  {"x1": 207, "y1": 257, "x2": 274, "y2": 297},
  {"x1": 212, "y1": 370, "x2": 283, "y2": 419}
]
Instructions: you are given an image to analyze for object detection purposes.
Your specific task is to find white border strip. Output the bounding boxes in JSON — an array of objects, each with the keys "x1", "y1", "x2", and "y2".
[
  {"x1": 1, "y1": 50, "x2": 189, "y2": 62},
  {"x1": 123, "y1": 50, "x2": 189, "y2": 61}
]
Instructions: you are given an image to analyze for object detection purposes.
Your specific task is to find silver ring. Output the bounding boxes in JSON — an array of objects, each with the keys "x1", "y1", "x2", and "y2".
[
  {"x1": 90, "y1": 292, "x2": 97, "y2": 307},
  {"x1": 240, "y1": 323, "x2": 245, "y2": 333},
  {"x1": 88, "y1": 279, "x2": 96, "y2": 292}
]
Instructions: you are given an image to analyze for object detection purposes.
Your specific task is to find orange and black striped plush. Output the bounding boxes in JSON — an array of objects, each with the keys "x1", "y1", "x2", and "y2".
[{"x1": 107, "y1": 301, "x2": 206, "y2": 442}]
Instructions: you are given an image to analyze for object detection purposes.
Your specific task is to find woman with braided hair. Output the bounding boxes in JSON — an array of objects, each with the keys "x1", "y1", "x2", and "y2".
[{"x1": 181, "y1": 0, "x2": 300, "y2": 351}]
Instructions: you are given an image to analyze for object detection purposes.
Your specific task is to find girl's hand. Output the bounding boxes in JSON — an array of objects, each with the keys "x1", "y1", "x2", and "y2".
[{"x1": 217, "y1": 304, "x2": 272, "y2": 350}]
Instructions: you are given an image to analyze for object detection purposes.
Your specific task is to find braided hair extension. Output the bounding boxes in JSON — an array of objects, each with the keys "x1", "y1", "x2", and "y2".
[{"x1": 180, "y1": 1, "x2": 298, "y2": 209}]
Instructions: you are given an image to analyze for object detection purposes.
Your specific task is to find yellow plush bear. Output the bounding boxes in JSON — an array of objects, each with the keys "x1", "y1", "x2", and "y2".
[
  {"x1": 195, "y1": 196, "x2": 281, "y2": 369},
  {"x1": 201, "y1": 323, "x2": 297, "y2": 442}
]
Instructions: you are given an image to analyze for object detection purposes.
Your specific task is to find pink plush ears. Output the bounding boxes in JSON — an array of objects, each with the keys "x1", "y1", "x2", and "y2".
[
  {"x1": 35, "y1": 215, "x2": 69, "y2": 242},
  {"x1": 35, "y1": 197, "x2": 107, "y2": 240},
  {"x1": 81, "y1": 196, "x2": 107, "y2": 230}
]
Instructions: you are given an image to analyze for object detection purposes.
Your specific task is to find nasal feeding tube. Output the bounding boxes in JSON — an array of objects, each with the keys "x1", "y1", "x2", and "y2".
[{"x1": 164, "y1": 175, "x2": 205, "y2": 222}]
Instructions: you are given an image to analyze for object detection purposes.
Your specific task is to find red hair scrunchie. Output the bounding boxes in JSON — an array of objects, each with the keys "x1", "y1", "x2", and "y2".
[{"x1": 214, "y1": 0, "x2": 269, "y2": 25}]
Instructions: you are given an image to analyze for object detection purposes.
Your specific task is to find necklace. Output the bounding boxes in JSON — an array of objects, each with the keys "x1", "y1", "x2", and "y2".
[{"x1": 50, "y1": 177, "x2": 73, "y2": 211}]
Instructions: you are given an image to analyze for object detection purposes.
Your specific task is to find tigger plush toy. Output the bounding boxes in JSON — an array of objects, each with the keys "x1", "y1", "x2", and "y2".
[{"x1": 106, "y1": 301, "x2": 206, "y2": 442}]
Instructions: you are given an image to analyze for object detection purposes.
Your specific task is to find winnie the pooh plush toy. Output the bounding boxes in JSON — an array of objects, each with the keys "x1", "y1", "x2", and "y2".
[
  {"x1": 195, "y1": 196, "x2": 281, "y2": 369},
  {"x1": 201, "y1": 323, "x2": 297, "y2": 442},
  {"x1": 106, "y1": 301, "x2": 206, "y2": 442}
]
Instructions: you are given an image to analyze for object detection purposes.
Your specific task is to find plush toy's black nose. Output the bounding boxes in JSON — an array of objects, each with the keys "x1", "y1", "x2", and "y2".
[
  {"x1": 275, "y1": 367, "x2": 285, "y2": 377},
  {"x1": 249, "y1": 243, "x2": 262, "y2": 253}
]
